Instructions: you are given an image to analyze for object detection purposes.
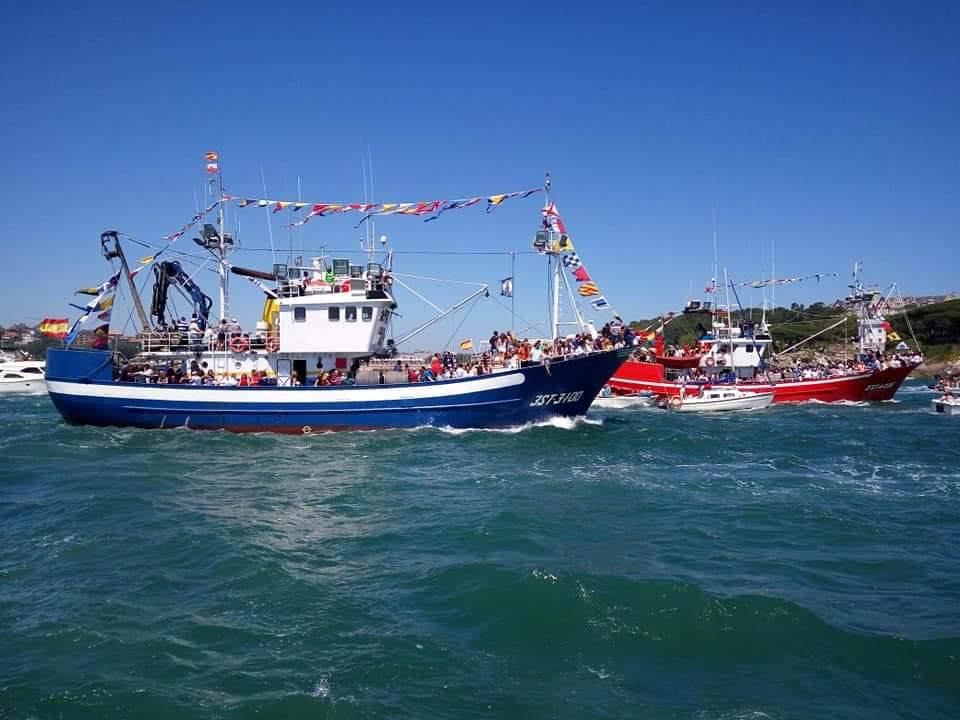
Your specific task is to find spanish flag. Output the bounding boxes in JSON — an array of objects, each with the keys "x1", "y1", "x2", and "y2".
[
  {"x1": 39, "y1": 318, "x2": 69, "y2": 339},
  {"x1": 459, "y1": 339, "x2": 474, "y2": 351},
  {"x1": 205, "y1": 151, "x2": 218, "y2": 162}
]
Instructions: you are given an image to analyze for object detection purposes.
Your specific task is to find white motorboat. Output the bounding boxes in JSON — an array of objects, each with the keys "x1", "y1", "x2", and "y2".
[
  {"x1": 0, "y1": 359, "x2": 46, "y2": 394},
  {"x1": 932, "y1": 392, "x2": 960, "y2": 416},
  {"x1": 668, "y1": 386, "x2": 774, "y2": 413}
]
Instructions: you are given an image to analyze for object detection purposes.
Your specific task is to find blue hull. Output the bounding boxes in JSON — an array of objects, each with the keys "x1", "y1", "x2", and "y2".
[{"x1": 45, "y1": 348, "x2": 631, "y2": 433}]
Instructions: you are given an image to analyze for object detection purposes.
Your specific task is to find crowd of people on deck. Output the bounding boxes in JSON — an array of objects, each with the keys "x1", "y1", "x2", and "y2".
[
  {"x1": 116, "y1": 359, "x2": 279, "y2": 386},
  {"x1": 153, "y1": 315, "x2": 266, "y2": 352},
  {"x1": 401, "y1": 322, "x2": 639, "y2": 383}
]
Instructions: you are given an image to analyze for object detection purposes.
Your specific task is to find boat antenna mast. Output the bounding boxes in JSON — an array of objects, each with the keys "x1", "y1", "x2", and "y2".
[{"x1": 201, "y1": 152, "x2": 234, "y2": 324}]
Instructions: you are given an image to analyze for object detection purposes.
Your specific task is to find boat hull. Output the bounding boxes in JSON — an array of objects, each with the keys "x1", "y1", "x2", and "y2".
[
  {"x1": 0, "y1": 378, "x2": 47, "y2": 394},
  {"x1": 932, "y1": 398, "x2": 960, "y2": 416},
  {"x1": 610, "y1": 359, "x2": 918, "y2": 403},
  {"x1": 45, "y1": 348, "x2": 632, "y2": 433}
]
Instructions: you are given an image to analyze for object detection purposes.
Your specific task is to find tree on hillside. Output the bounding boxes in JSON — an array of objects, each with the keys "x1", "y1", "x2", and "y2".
[{"x1": 891, "y1": 300, "x2": 960, "y2": 346}]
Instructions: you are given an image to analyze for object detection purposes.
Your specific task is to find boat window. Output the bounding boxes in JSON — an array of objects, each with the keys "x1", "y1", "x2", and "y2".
[
  {"x1": 345, "y1": 306, "x2": 357, "y2": 322},
  {"x1": 20, "y1": 367, "x2": 42, "y2": 374},
  {"x1": 361, "y1": 306, "x2": 373, "y2": 322},
  {"x1": 294, "y1": 306, "x2": 307, "y2": 322},
  {"x1": 328, "y1": 307, "x2": 340, "y2": 321},
  {"x1": 5, "y1": 373, "x2": 23, "y2": 379}
]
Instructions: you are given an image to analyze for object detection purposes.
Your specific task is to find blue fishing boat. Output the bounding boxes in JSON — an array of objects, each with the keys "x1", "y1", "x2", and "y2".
[
  {"x1": 46, "y1": 167, "x2": 634, "y2": 433},
  {"x1": 45, "y1": 345, "x2": 631, "y2": 432}
]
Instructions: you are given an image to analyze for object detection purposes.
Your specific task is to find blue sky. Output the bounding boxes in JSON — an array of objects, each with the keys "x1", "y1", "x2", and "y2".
[{"x1": 1, "y1": 2, "x2": 957, "y2": 348}]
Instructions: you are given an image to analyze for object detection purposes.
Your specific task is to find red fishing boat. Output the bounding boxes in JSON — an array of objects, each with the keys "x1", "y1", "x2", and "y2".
[
  {"x1": 611, "y1": 357, "x2": 917, "y2": 403},
  {"x1": 610, "y1": 264, "x2": 922, "y2": 404}
]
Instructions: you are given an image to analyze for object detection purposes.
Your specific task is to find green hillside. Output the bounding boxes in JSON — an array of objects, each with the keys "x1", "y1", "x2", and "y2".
[{"x1": 629, "y1": 298, "x2": 960, "y2": 357}]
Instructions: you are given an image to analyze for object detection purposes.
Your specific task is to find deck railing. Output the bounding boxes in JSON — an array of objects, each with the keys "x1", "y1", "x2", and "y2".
[{"x1": 138, "y1": 331, "x2": 279, "y2": 353}]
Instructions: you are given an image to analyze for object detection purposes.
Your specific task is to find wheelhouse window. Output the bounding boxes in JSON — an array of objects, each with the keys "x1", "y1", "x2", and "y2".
[
  {"x1": 328, "y1": 306, "x2": 340, "y2": 321},
  {"x1": 294, "y1": 306, "x2": 307, "y2": 322},
  {"x1": 345, "y1": 306, "x2": 357, "y2": 322},
  {"x1": 361, "y1": 306, "x2": 373, "y2": 322}
]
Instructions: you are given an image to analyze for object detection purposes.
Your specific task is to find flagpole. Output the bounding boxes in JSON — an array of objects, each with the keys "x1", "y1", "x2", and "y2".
[{"x1": 510, "y1": 251, "x2": 516, "y2": 335}]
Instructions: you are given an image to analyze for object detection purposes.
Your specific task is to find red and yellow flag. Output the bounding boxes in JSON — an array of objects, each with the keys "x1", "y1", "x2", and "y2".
[
  {"x1": 577, "y1": 282, "x2": 600, "y2": 297},
  {"x1": 39, "y1": 318, "x2": 69, "y2": 339}
]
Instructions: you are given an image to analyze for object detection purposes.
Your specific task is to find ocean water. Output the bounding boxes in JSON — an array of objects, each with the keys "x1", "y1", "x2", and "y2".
[{"x1": 1, "y1": 380, "x2": 958, "y2": 719}]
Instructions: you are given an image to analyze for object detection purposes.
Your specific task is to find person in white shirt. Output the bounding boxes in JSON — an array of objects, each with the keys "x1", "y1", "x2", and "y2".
[{"x1": 202, "y1": 325, "x2": 215, "y2": 349}]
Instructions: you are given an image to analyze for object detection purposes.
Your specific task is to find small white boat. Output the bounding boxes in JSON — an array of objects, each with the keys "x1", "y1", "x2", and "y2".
[
  {"x1": 0, "y1": 359, "x2": 47, "y2": 394},
  {"x1": 591, "y1": 391, "x2": 655, "y2": 409},
  {"x1": 669, "y1": 386, "x2": 774, "y2": 413},
  {"x1": 932, "y1": 393, "x2": 960, "y2": 416}
]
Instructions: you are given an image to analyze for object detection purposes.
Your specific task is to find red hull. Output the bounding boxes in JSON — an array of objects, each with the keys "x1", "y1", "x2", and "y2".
[{"x1": 609, "y1": 359, "x2": 918, "y2": 403}]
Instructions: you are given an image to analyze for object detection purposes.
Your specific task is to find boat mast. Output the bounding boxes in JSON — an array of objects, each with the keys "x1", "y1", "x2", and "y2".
[
  {"x1": 852, "y1": 260, "x2": 867, "y2": 356},
  {"x1": 724, "y1": 267, "x2": 733, "y2": 331},
  {"x1": 217, "y1": 159, "x2": 228, "y2": 323},
  {"x1": 712, "y1": 207, "x2": 719, "y2": 297},
  {"x1": 546, "y1": 173, "x2": 562, "y2": 341}
]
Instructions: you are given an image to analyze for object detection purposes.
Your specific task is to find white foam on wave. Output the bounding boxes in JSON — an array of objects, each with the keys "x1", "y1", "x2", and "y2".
[
  {"x1": 422, "y1": 414, "x2": 603, "y2": 436},
  {"x1": 800, "y1": 399, "x2": 869, "y2": 408},
  {"x1": 311, "y1": 676, "x2": 330, "y2": 698},
  {"x1": 898, "y1": 385, "x2": 934, "y2": 394}
]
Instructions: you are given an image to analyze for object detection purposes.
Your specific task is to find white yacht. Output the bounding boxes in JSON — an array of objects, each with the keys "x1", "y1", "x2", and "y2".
[
  {"x1": 0, "y1": 354, "x2": 46, "y2": 394},
  {"x1": 668, "y1": 386, "x2": 773, "y2": 413}
]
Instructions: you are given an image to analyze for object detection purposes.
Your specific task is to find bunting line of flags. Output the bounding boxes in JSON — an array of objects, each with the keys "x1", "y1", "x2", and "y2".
[
  {"x1": 542, "y1": 202, "x2": 618, "y2": 317},
  {"x1": 220, "y1": 188, "x2": 542, "y2": 227},
  {"x1": 162, "y1": 198, "x2": 221, "y2": 242},
  {"x1": 706, "y1": 272, "x2": 839, "y2": 293}
]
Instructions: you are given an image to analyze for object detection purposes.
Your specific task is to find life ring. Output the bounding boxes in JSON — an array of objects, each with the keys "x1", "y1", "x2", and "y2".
[
  {"x1": 340, "y1": 279, "x2": 351, "y2": 293},
  {"x1": 669, "y1": 396, "x2": 682, "y2": 408},
  {"x1": 265, "y1": 336, "x2": 280, "y2": 352},
  {"x1": 704, "y1": 356, "x2": 716, "y2": 367},
  {"x1": 230, "y1": 336, "x2": 249, "y2": 353}
]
